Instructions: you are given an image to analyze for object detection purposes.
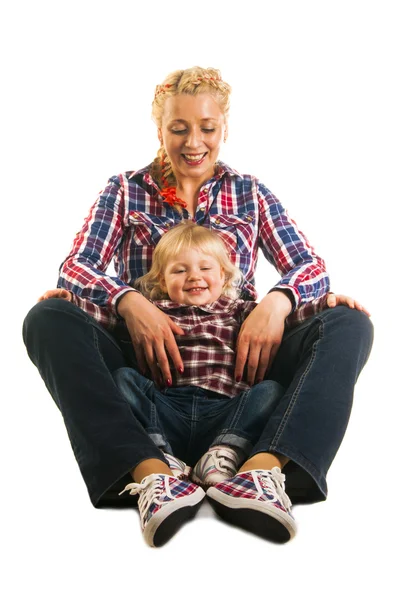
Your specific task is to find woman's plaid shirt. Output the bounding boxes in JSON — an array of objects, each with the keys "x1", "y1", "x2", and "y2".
[{"x1": 60, "y1": 162, "x2": 330, "y2": 330}]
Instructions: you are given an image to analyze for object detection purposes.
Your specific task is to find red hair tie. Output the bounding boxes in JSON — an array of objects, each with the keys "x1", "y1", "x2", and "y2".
[{"x1": 160, "y1": 186, "x2": 187, "y2": 209}]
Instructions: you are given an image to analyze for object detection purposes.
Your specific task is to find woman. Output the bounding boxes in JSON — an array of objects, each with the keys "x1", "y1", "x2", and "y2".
[{"x1": 23, "y1": 66, "x2": 373, "y2": 547}]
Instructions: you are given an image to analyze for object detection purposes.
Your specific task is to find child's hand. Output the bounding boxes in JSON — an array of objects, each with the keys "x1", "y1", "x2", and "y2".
[
  {"x1": 327, "y1": 293, "x2": 371, "y2": 317},
  {"x1": 38, "y1": 288, "x2": 73, "y2": 302}
]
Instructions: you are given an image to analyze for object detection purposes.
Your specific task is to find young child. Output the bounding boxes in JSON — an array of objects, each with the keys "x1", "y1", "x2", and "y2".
[
  {"x1": 112, "y1": 220, "x2": 287, "y2": 490},
  {"x1": 41, "y1": 222, "x2": 370, "y2": 545}
]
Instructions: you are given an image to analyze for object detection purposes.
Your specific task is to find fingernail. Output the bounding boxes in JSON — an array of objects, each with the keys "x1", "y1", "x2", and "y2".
[
  {"x1": 167, "y1": 379, "x2": 172, "y2": 386},
  {"x1": 178, "y1": 366, "x2": 184, "y2": 374},
  {"x1": 236, "y1": 375, "x2": 241, "y2": 383}
]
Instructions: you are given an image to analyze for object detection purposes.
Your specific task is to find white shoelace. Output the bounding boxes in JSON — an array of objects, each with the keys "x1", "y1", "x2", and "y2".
[
  {"x1": 258, "y1": 468, "x2": 292, "y2": 512},
  {"x1": 119, "y1": 474, "x2": 167, "y2": 524}
]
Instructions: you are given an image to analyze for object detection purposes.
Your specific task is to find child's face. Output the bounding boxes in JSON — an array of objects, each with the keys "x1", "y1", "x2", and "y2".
[{"x1": 160, "y1": 248, "x2": 225, "y2": 305}]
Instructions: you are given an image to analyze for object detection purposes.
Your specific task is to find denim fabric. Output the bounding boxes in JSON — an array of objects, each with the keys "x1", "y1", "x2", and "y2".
[
  {"x1": 23, "y1": 299, "x2": 373, "y2": 507},
  {"x1": 113, "y1": 368, "x2": 285, "y2": 465}
]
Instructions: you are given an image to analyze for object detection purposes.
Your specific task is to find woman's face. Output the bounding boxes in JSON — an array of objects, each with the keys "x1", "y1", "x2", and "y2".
[{"x1": 159, "y1": 93, "x2": 227, "y2": 185}]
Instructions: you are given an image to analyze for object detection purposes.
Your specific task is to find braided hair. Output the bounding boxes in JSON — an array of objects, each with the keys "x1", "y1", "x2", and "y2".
[{"x1": 150, "y1": 67, "x2": 232, "y2": 199}]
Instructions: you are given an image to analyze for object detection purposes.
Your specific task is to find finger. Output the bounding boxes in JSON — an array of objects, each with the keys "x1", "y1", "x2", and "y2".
[
  {"x1": 327, "y1": 295, "x2": 337, "y2": 308},
  {"x1": 154, "y1": 343, "x2": 174, "y2": 386},
  {"x1": 133, "y1": 344, "x2": 148, "y2": 377},
  {"x1": 256, "y1": 343, "x2": 281, "y2": 383},
  {"x1": 164, "y1": 336, "x2": 184, "y2": 375},
  {"x1": 235, "y1": 335, "x2": 250, "y2": 382},
  {"x1": 253, "y1": 345, "x2": 273, "y2": 384},
  {"x1": 346, "y1": 297, "x2": 355, "y2": 309},
  {"x1": 355, "y1": 301, "x2": 371, "y2": 317},
  {"x1": 246, "y1": 344, "x2": 262, "y2": 386},
  {"x1": 168, "y1": 319, "x2": 185, "y2": 336},
  {"x1": 143, "y1": 341, "x2": 160, "y2": 377}
]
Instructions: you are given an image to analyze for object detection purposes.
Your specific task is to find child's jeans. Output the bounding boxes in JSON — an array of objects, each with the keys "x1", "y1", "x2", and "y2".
[{"x1": 113, "y1": 367, "x2": 285, "y2": 467}]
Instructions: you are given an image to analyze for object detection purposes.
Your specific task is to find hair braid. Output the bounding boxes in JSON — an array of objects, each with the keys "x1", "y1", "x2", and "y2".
[{"x1": 150, "y1": 67, "x2": 232, "y2": 207}]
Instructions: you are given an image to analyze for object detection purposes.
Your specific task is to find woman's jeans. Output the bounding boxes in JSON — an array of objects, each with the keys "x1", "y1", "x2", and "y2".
[
  {"x1": 22, "y1": 298, "x2": 373, "y2": 507},
  {"x1": 112, "y1": 368, "x2": 284, "y2": 461}
]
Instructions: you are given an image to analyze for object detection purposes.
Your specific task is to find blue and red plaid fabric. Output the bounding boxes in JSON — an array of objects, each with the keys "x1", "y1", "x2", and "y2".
[
  {"x1": 143, "y1": 476, "x2": 199, "y2": 526},
  {"x1": 60, "y1": 161, "x2": 330, "y2": 330},
  {"x1": 149, "y1": 294, "x2": 330, "y2": 397},
  {"x1": 210, "y1": 470, "x2": 291, "y2": 516}
]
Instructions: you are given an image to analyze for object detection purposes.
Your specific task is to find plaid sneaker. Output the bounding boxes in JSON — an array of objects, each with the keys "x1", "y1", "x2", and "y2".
[
  {"x1": 192, "y1": 445, "x2": 241, "y2": 488},
  {"x1": 206, "y1": 467, "x2": 297, "y2": 543},
  {"x1": 163, "y1": 453, "x2": 192, "y2": 480},
  {"x1": 119, "y1": 473, "x2": 205, "y2": 547}
]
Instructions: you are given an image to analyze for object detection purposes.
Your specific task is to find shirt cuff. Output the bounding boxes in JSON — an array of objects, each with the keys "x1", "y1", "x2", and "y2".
[
  {"x1": 111, "y1": 287, "x2": 140, "y2": 318},
  {"x1": 268, "y1": 286, "x2": 299, "y2": 314}
]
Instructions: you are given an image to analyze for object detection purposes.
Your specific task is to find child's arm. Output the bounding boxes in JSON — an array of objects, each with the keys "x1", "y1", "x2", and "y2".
[{"x1": 38, "y1": 288, "x2": 73, "y2": 302}]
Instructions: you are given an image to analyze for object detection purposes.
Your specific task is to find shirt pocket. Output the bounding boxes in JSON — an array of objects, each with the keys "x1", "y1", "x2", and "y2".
[
  {"x1": 209, "y1": 212, "x2": 256, "y2": 255},
  {"x1": 128, "y1": 212, "x2": 174, "y2": 246}
]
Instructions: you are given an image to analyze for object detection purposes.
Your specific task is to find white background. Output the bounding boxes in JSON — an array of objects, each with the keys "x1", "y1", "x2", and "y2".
[{"x1": 2, "y1": 1, "x2": 406, "y2": 598}]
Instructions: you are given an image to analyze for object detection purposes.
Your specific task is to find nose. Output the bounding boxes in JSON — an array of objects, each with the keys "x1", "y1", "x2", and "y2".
[
  {"x1": 187, "y1": 269, "x2": 202, "y2": 281},
  {"x1": 185, "y1": 127, "x2": 202, "y2": 149}
]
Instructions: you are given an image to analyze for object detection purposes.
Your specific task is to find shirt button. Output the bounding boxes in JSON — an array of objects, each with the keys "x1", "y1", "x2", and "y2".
[
  {"x1": 203, "y1": 187, "x2": 209, "y2": 193},
  {"x1": 246, "y1": 215, "x2": 253, "y2": 222},
  {"x1": 200, "y1": 206, "x2": 205, "y2": 212},
  {"x1": 215, "y1": 218, "x2": 221, "y2": 225}
]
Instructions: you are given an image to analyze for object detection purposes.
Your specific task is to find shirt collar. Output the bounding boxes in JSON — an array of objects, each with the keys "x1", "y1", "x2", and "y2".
[
  {"x1": 128, "y1": 161, "x2": 243, "y2": 188},
  {"x1": 153, "y1": 295, "x2": 240, "y2": 314}
]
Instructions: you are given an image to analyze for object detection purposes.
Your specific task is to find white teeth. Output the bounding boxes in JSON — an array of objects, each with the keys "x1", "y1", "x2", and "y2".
[{"x1": 183, "y1": 153, "x2": 206, "y2": 161}]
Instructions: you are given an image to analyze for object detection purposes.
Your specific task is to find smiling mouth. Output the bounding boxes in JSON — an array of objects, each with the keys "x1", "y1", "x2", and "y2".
[
  {"x1": 181, "y1": 152, "x2": 208, "y2": 165},
  {"x1": 185, "y1": 287, "x2": 208, "y2": 292}
]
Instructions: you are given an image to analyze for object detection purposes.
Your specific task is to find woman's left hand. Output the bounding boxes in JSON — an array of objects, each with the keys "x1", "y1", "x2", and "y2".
[
  {"x1": 235, "y1": 291, "x2": 292, "y2": 386},
  {"x1": 38, "y1": 288, "x2": 73, "y2": 302},
  {"x1": 326, "y1": 293, "x2": 371, "y2": 316}
]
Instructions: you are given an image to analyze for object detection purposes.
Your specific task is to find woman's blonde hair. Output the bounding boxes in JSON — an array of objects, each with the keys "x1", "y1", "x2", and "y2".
[
  {"x1": 150, "y1": 66, "x2": 232, "y2": 188},
  {"x1": 135, "y1": 221, "x2": 242, "y2": 301}
]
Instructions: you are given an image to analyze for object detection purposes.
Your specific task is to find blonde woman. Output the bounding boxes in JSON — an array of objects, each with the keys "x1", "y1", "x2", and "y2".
[{"x1": 23, "y1": 67, "x2": 373, "y2": 547}]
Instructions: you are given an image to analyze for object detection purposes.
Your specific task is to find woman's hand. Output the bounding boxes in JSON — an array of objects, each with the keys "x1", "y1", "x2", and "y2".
[
  {"x1": 327, "y1": 293, "x2": 371, "y2": 317},
  {"x1": 38, "y1": 288, "x2": 73, "y2": 302},
  {"x1": 117, "y1": 292, "x2": 185, "y2": 386},
  {"x1": 235, "y1": 291, "x2": 292, "y2": 386}
]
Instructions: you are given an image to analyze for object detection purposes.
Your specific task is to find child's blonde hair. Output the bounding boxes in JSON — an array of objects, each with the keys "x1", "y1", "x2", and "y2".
[{"x1": 135, "y1": 221, "x2": 243, "y2": 301}]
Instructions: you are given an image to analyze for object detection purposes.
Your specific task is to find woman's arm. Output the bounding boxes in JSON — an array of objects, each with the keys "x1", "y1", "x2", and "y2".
[
  {"x1": 235, "y1": 182, "x2": 330, "y2": 384},
  {"x1": 257, "y1": 182, "x2": 330, "y2": 309},
  {"x1": 57, "y1": 175, "x2": 135, "y2": 319}
]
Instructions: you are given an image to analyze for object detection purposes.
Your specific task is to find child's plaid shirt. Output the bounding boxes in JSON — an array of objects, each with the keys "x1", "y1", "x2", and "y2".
[
  {"x1": 149, "y1": 295, "x2": 330, "y2": 397},
  {"x1": 61, "y1": 162, "x2": 330, "y2": 331}
]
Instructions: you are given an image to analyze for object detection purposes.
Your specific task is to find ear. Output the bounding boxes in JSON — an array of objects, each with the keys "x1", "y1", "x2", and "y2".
[{"x1": 158, "y1": 275, "x2": 167, "y2": 292}]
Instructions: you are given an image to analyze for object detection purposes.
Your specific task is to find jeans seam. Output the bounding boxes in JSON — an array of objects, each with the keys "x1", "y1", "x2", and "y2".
[
  {"x1": 224, "y1": 390, "x2": 249, "y2": 430},
  {"x1": 271, "y1": 319, "x2": 324, "y2": 447}
]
